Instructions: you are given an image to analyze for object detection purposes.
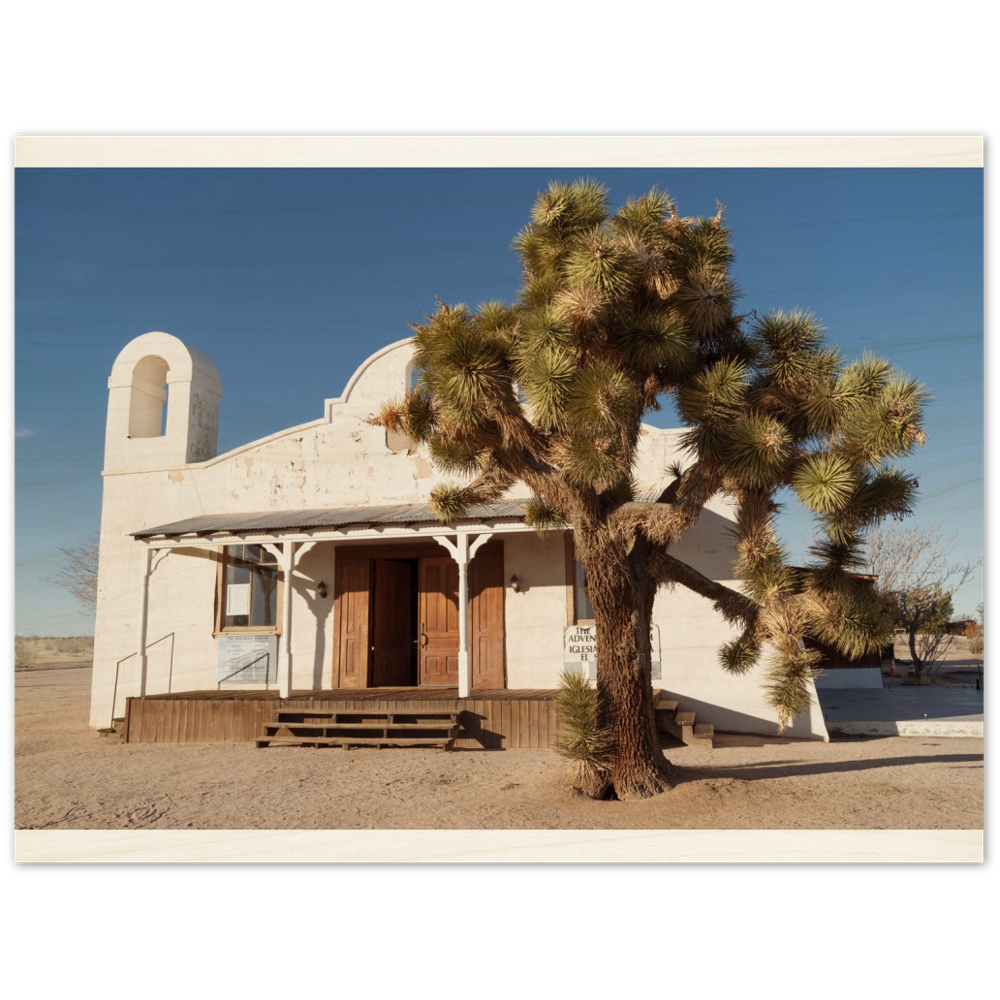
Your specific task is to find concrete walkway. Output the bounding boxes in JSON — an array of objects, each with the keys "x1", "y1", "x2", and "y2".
[{"x1": 818, "y1": 677, "x2": 984, "y2": 737}]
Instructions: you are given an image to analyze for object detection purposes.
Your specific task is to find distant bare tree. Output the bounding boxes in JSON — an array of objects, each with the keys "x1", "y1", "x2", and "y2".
[
  {"x1": 52, "y1": 532, "x2": 100, "y2": 614},
  {"x1": 865, "y1": 523, "x2": 980, "y2": 677}
]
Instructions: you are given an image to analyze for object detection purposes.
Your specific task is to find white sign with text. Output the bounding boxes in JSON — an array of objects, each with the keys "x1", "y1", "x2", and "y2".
[{"x1": 563, "y1": 624, "x2": 661, "y2": 680}]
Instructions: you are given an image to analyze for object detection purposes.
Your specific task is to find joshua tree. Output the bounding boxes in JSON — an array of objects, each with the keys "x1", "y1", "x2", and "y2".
[{"x1": 378, "y1": 180, "x2": 925, "y2": 800}]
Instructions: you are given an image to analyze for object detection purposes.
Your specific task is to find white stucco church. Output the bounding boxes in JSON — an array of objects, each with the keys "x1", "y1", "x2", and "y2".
[{"x1": 90, "y1": 331, "x2": 828, "y2": 742}]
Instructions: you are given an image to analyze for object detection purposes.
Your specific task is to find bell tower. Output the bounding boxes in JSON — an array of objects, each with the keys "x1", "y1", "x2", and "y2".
[{"x1": 104, "y1": 331, "x2": 222, "y2": 473}]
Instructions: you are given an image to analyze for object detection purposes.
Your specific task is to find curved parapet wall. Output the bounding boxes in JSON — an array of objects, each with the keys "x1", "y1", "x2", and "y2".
[{"x1": 324, "y1": 337, "x2": 416, "y2": 417}]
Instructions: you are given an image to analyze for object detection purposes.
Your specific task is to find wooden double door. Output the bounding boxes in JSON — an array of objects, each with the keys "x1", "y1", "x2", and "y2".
[{"x1": 334, "y1": 543, "x2": 505, "y2": 689}]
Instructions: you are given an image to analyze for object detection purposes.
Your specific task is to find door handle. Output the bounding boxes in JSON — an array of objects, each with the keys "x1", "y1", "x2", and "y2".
[{"x1": 419, "y1": 622, "x2": 428, "y2": 648}]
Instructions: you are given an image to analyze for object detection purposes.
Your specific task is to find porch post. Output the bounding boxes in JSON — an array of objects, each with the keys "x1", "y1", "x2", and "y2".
[
  {"x1": 262, "y1": 542, "x2": 294, "y2": 697},
  {"x1": 278, "y1": 543, "x2": 296, "y2": 698},
  {"x1": 136, "y1": 546, "x2": 153, "y2": 697},
  {"x1": 455, "y1": 534, "x2": 471, "y2": 698},
  {"x1": 434, "y1": 532, "x2": 493, "y2": 699},
  {"x1": 262, "y1": 541, "x2": 316, "y2": 698}
]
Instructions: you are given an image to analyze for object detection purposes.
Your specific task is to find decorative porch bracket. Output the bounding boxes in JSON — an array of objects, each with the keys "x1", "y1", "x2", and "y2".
[
  {"x1": 432, "y1": 532, "x2": 493, "y2": 698},
  {"x1": 262, "y1": 540, "x2": 317, "y2": 698}
]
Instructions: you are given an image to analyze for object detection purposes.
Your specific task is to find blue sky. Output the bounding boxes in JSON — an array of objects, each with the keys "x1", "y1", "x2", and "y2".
[{"x1": 14, "y1": 167, "x2": 984, "y2": 633}]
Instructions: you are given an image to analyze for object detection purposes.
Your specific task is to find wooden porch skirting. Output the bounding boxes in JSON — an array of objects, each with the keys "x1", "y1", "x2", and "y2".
[{"x1": 123, "y1": 688, "x2": 560, "y2": 750}]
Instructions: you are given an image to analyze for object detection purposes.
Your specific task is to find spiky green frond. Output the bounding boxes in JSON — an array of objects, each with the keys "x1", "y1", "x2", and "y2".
[
  {"x1": 524, "y1": 496, "x2": 569, "y2": 532},
  {"x1": 672, "y1": 215, "x2": 735, "y2": 274},
  {"x1": 671, "y1": 275, "x2": 737, "y2": 338},
  {"x1": 373, "y1": 397, "x2": 406, "y2": 434},
  {"x1": 806, "y1": 537, "x2": 867, "y2": 572},
  {"x1": 724, "y1": 413, "x2": 792, "y2": 487},
  {"x1": 836, "y1": 466, "x2": 918, "y2": 527},
  {"x1": 675, "y1": 358, "x2": 749, "y2": 424},
  {"x1": 565, "y1": 362, "x2": 635, "y2": 435},
  {"x1": 477, "y1": 299, "x2": 518, "y2": 337},
  {"x1": 619, "y1": 310, "x2": 693, "y2": 372},
  {"x1": 857, "y1": 375, "x2": 929, "y2": 458},
  {"x1": 742, "y1": 547, "x2": 797, "y2": 602},
  {"x1": 519, "y1": 346, "x2": 576, "y2": 431},
  {"x1": 518, "y1": 270, "x2": 564, "y2": 309},
  {"x1": 521, "y1": 303, "x2": 573, "y2": 353},
  {"x1": 563, "y1": 228, "x2": 635, "y2": 299},
  {"x1": 679, "y1": 423, "x2": 728, "y2": 464},
  {"x1": 511, "y1": 224, "x2": 555, "y2": 279},
  {"x1": 733, "y1": 530, "x2": 781, "y2": 578},
  {"x1": 429, "y1": 440, "x2": 482, "y2": 475},
  {"x1": 375, "y1": 388, "x2": 437, "y2": 442},
  {"x1": 807, "y1": 592, "x2": 892, "y2": 660},
  {"x1": 554, "y1": 281, "x2": 608, "y2": 334},
  {"x1": 412, "y1": 310, "x2": 512, "y2": 432},
  {"x1": 798, "y1": 560, "x2": 860, "y2": 599},
  {"x1": 764, "y1": 648, "x2": 821, "y2": 733},
  {"x1": 819, "y1": 515, "x2": 862, "y2": 550},
  {"x1": 532, "y1": 179, "x2": 609, "y2": 235},
  {"x1": 610, "y1": 227, "x2": 672, "y2": 293},
  {"x1": 609, "y1": 188, "x2": 673, "y2": 239},
  {"x1": 835, "y1": 352, "x2": 893, "y2": 400},
  {"x1": 428, "y1": 483, "x2": 472, "y2": 522},
  {"x1": 721, "y1": 329, "x2": 764, "y2": 367},
  {"x1": 798, "y1": 381, "x2": 840, "y2": 435},
  {"x1": 828, "y1": 371, "x2": 925, "y2": 469},
  {"x1": 444, "y1": 356, "x2": 506, "y2": 411},
  {"x1": 756, "y1": 309, "x2": 824, "y2": 356},
  {"x1": 401, "y1": 388, "x2": 436, "y2": 441},
  {"x1": 720, "y1": 636, "x2": 760, "y2": 675},
  {"x1": 560, "y1": 436, "x2": 624, "y2": 490},
  {"x1": 792, "y1": 454, "x2": 856, "y2": 513}
]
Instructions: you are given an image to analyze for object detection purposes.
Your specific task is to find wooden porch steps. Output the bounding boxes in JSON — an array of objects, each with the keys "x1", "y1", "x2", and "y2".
[
  {"x1": 653, "y1": 693, "x2": 714, "y2": 748},
  {"x1": 255, "y1": 709, "x2": 461, "y2": 751}
]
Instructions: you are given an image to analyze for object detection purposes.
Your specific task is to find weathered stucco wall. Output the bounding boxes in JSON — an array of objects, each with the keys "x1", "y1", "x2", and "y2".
[{"x1": 502, "y1": 532, "x2": 569, "y2": 689}]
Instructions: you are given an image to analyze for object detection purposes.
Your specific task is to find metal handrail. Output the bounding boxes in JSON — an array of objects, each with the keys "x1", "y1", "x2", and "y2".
[
  {"x1": 110, "y1": 632, "x2": 175, "y2": 727},
  {"x1": 217, "y1": 651, "x2": 273, "y2": 687}
]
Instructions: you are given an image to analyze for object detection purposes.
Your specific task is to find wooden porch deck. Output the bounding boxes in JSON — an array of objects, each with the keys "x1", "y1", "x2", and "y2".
[{"x1": 123, "y1": 688, "x2": 560, "y2": 750}]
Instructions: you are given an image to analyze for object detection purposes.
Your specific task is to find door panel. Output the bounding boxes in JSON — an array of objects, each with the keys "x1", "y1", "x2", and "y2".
[
  {"x1": 371, "y1": 560, "x2": 414, "y2": 686},
  {"x1": 419, "y1": 557, "x2": 459, "y2": 685},
  {"x1": 334, "y1": 556, "x2": 371, "y2": 688},
  {"x1": 470, "y1": 547, "x2": 505, "y2": 689},
  {"x1": 336, "y1": 546, "x2": 504, "y2": 691}
]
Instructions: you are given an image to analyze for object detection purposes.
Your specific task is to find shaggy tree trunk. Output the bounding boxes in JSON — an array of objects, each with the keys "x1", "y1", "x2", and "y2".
[{"x1": 584, "y1": 536, "x2": 672, "y2": 801}]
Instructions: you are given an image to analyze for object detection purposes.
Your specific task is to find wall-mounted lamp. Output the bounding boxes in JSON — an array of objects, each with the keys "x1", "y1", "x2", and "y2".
[
  {"x1": 316, "y1": 580, "x2": 329, "y2": 599},
  {"x1": 509, "y1": 574, "x2": 520, "y2": 593}
]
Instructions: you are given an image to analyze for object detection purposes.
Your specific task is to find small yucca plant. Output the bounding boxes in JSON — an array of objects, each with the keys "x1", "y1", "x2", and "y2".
[{"x1": 555, "y1": 671, "x2": 616, "y2": 797}]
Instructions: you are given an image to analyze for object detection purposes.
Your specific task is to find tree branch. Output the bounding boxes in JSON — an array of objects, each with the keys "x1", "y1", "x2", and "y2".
[{"x1": 649, "y1": 550, "x2": 759, "y2": 630}]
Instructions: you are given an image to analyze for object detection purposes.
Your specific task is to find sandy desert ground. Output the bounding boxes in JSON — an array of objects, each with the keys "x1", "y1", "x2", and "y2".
[{"x1": 13, "y1": 663, "x2": 983, "y2": 831}]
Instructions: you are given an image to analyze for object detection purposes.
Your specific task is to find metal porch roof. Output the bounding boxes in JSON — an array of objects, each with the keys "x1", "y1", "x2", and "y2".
[{"x1": 132, "y1": 500, "x2": 531, "y2": 539}]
